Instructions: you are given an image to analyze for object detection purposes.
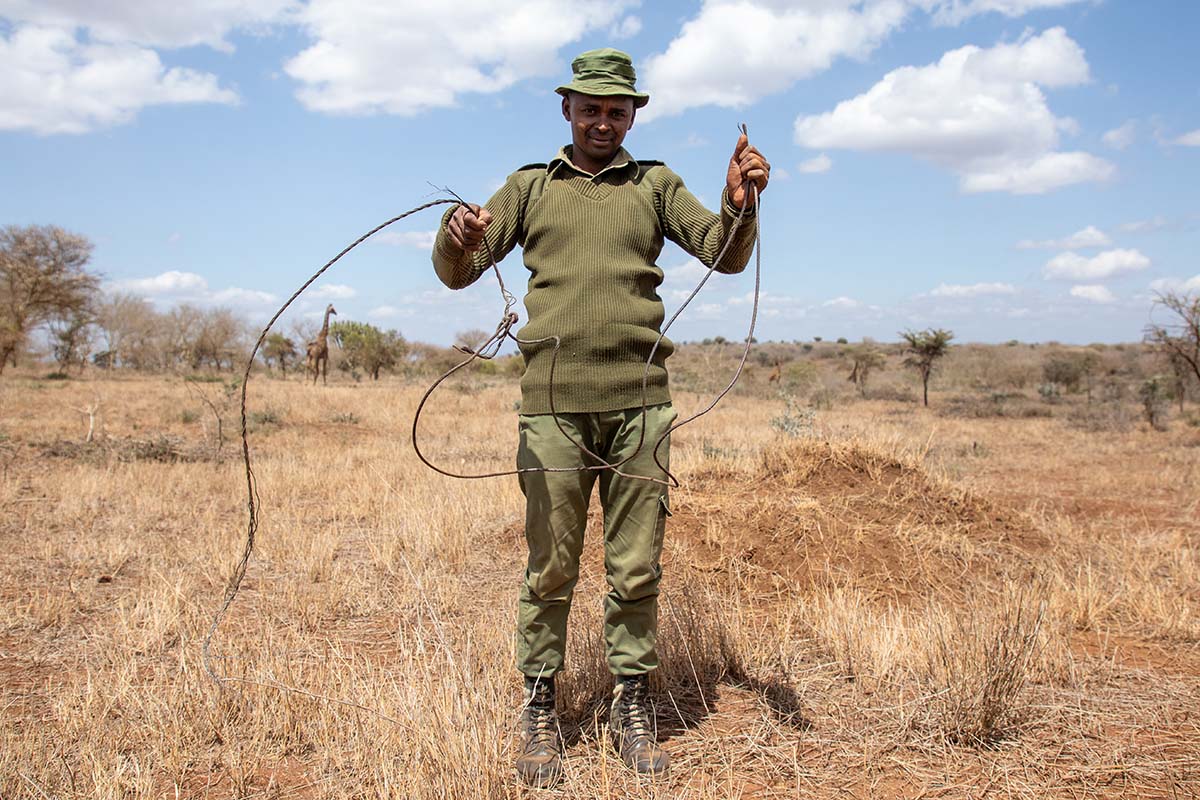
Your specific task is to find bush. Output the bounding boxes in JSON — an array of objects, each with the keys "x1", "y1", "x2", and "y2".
[
  {"x1": 1065, "y1": 400, "x2": 1134, "y2": 433},
  {"x1": 770, "y1": 393, "x2": 816, "y2": 437},
  {"x1": 940, "y1": 394, "x2": 1052, "y2": 420},
  {"x1": 249, "y1": 408, "x2": 282, "y2": 427},
  {"x1": 866, "y1": 384, "x2": 917, "y2": 403},
  {"x1": 1037, "y1": 382, "x2": 1060, "y2": 403},
  {"x1": 1138, "y1": 376, "x2": 1171, "y2": 431}
]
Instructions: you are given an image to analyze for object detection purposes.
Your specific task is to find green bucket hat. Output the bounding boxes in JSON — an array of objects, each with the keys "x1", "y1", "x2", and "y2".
[{"x1": 555, "y1": 48, "x2": 649, "y2": 108}]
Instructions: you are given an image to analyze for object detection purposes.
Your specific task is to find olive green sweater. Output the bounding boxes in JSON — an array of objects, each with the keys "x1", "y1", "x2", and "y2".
[{"x1": 432, "y1": 146, "x2": 757, "y2": 414}]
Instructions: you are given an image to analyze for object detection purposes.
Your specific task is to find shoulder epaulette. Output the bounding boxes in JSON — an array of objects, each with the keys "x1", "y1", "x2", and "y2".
[
  {"x1": 515, "y1": 162, "x2": 549, "y2": 172},
  {"x1": 636, "y1": 159, "x2": 665, "y2": 167}
]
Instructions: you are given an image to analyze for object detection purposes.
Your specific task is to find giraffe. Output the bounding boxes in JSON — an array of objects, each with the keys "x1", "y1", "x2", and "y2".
[{"x1": 306, "y1": 304, "x2": 336, "y2": 385}]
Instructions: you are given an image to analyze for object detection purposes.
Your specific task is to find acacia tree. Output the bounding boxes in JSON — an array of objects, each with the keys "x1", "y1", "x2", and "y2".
[
  {"x1": 261, "y1": 332, "x2": 298, "y2": 375},
  {"x1": 846, "y1": 343, "x2": 886, "y2": 397},
  {"x1": 1145, "y1": 291, "x2": 1200, "y2": 409},
  {"x1": 0, "y1": 225, "x2": 99, "y2": 374},
  {"x1": 900, "y1": 328, "x2": 954, "y2": 406},
  {"x1": 330, "y1": 321, "x2": 406, "y2": 380}
]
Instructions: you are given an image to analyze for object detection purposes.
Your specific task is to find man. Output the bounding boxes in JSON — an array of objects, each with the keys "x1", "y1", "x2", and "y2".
[{"x1": 432, "y1": 48, "x2": 769, "y2": 787}]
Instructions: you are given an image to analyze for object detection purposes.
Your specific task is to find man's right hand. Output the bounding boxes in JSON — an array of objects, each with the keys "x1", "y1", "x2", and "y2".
[{"x1": 446, "y1": 204, "x2": 493, "y2": 253}]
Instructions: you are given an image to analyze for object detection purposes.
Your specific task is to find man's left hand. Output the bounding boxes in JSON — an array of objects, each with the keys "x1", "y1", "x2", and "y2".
[{"x1": 726, "y1": 133, "x2": 770, "y2": 209}]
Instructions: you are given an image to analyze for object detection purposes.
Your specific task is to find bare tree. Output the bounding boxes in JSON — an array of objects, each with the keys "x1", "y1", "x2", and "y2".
[
  {"x1": 164, "y1": 304, "x2": 205, "y2": 369},
  {"x1": 49, "y1": 308, "x2": 96, "y2": 373},
  {"x1": 191, "y1": 307, "x2": 247, "y2": 370},
  {"x1": 1145, "y1": 292, "x2": 1200, "y2": 408},
  {"x1": 900, "y1": 328, "x2": 954, "y2": 407},
  {"x1": 454, "y1": 328, "x2": 492, "y2": 352},
  {"x1": 0, "y1": 225, "x2": 99, "y2": 375},
  {"x1": 94, "y1": 292, "x2": 156, "y2": 368}
]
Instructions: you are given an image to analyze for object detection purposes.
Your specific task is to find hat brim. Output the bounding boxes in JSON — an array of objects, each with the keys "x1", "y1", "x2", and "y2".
[{"x1": 556, "y1": 82, "x2": 649, "y2": 108}]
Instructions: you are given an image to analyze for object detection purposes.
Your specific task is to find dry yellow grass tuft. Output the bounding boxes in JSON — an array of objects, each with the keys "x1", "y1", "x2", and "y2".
[{"x1": 0, "y1": 372, "x2": 1198, "y2": 798}]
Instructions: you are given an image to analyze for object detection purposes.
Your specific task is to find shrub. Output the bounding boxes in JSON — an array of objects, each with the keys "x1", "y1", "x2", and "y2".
[
  {"x1": 1138, "y1": 376, "x2": 1171, "y2": 431},
  {"x1": 770, "y1": 393, "x2": 816, "y2": 437},
  {"x1": 249, "y1": 408, "x2": 282, "y2": 427},
  {"x1": 1065, "y1": 400, "x2": 1134, "y2": 433},
  {"x1": 1037, "y1": 382, "x2": 1061, "y2": 403}
]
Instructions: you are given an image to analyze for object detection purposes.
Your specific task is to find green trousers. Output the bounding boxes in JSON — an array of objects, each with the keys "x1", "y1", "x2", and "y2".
[{"x1": 515, "y1": 403, "x2": 675, "y2": 678}]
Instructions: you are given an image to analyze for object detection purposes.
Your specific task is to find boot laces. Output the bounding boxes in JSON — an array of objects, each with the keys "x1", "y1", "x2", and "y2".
[
  {"x1": 524, "y1": 701, "x2": 557, "y2": 746},
  {"x1": 617, "y1": 680, "x2": 652, "y2": 740}
]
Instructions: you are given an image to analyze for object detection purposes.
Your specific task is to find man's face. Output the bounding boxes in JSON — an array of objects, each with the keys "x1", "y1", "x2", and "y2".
[{"x1": 561, "y1": 92, "x2": 636, "y2": 170}]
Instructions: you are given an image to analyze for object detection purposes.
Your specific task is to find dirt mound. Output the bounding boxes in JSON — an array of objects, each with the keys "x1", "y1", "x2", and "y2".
[{"x1": 668, "y1": 439, "x2": 1046, "y2": 604}]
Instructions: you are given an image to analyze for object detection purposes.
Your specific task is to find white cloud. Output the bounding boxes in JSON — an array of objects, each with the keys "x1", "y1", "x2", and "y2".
[
  {"x1": 1175, "y1": 129, "x2": 1200, "y2": 147},
  {"x1": 375, "y1": 229, "x2": 439, "y2": 249},
  {"x1": 959, "y1": 152, "x2": 1114, "y2": 194},
  {"x1": 797, "y1": 153, "x2": 832, "y2": 174},
  {"x1": 929, "y1": 0, "x2": 1093, "y2": 26},
  {"x1": 610, "y1": 15, "x2": 642, "y2": 39},
  {"x1": 823, "y1": 296, "x2": 861, "y2": 309},
  {"x1": 1117, "y1": 217, "x2": 1169, "y2": 234},
  {"x1": 1016, "y1": 224, "x2": 1110, "y2": 249},
  {"x1": 310, "y1": 283, "x2": 357, "y2": 299},
  {"x1": 367, "y1": 305, "x2": 408, "y2": 319},
  {"x1": 794, "y1": 28, "x2": 1113, "y2": 195},
  {"x1": 111, "y1": 270, "x2": 209, "y2": 295},
  {"x1": 639, "y1": 0, "x2": 912, "y2": 121},
  {"x1": 0, "y1": 1, "x2": 295, "y2": 50},
  {"x1": 284, "y1": 0, "x2": 635, "y2": 116},
  {"x1": 107, "y1": 270, "x2": 276, "y2": 308},
  {"x1": 0, "y1": 25, "x2": 238, "y2": 134},
  {"x1": 663, "y1": 260, "x2": 711, "y2": 287},
  {"x1": 211, "y1": 287, "x2": 278, "y2": 306},
  {"x1": 1102, "y1": 119, "x2": 1136, "y2": 150},
  {"x1": 1070, "y1": 284, "x2": 1115, "y2": 303},
  {"x1": 639, "y1": 1, "x2": 1096, "y2": 122},
  {"x1": 1149, "y1": 275, "x2": 1200, "y2": 294},
  {"x1": 931, "y1": 282, "x2": 1016, "y2": 297},
  {"x1": 1043, "y1": 248, "x2": 1150, "y2": 281}
]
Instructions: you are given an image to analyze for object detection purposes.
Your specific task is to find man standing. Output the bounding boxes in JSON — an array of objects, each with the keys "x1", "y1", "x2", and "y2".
[{"x1": 432, "y1": 48, "x2": 769, "y2": 787}]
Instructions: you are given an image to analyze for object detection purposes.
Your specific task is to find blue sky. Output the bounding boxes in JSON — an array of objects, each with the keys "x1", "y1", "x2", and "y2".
[{"x1": 2, "y1": 1, "x2": 1197, "y2": 345}]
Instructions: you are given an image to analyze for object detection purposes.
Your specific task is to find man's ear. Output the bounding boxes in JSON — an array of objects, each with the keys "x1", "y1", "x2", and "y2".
[
  {"x1": 627, "y1": 107, "x2": 636, "y2": 131},
  {"x1": 561, "y1": 95, "x2": 571, "y2": 122}
]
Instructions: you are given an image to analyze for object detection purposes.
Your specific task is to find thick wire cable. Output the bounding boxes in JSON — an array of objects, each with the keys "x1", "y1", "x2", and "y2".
[{"x1": 203, "y1": 136, "x2": 765, "y2": 707}]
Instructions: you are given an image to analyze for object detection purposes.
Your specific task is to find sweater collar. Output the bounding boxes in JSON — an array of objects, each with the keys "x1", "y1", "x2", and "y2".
[{"x1": 549, "y1": 145, "x2": 637, "y2": 179}]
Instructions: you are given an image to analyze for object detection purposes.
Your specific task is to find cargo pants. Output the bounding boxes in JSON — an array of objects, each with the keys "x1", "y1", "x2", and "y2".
[{"x1": 515, "y1": 403, "x2": 675, "y2": 678}]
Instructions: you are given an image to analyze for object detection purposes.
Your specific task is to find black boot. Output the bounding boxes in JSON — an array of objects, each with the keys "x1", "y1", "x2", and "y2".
[
  {"x1": 609, "y1": 674, "x2": 669, "y2": 778},
  {"x1": 515, "y1": 675, "x2": 563, "y2": 787}
]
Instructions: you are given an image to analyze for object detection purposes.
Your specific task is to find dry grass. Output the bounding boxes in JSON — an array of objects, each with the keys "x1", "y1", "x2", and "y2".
[{"x1": 1, "y1": 370, "x2": 1198, "y2": 798}]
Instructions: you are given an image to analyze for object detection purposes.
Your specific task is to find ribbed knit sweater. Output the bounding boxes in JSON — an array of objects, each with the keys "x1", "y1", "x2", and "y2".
[{"x1": 432, "y1": 146, "x2": 757, "y2": 414}]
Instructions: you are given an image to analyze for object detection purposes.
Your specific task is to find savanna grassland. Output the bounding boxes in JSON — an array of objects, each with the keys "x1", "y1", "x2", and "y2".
[{"x1": 1, "y1": 341, "x2": 1198, "y2": 799}]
